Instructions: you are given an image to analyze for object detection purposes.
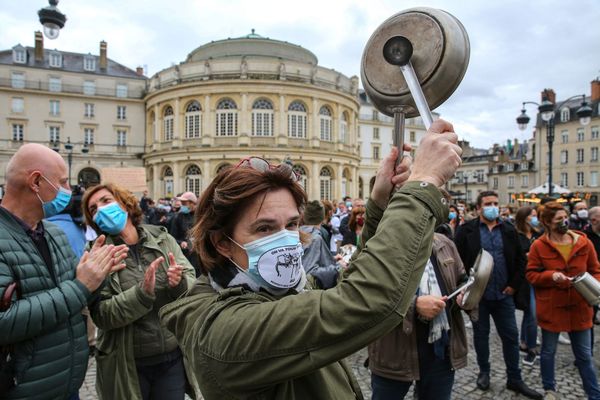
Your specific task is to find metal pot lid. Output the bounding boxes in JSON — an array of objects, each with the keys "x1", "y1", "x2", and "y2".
[
  {"x1": 462, "y1": 249, "x2": 494, "y2": 310},
  {"x1": 361, "y1": 7, "x2": 470, "y2": 117}
]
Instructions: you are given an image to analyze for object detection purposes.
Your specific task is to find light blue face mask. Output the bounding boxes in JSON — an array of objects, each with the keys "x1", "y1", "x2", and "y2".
[
  {"x1": 482, "y1": 206, "x2": 499, "y2": 221},
  {"x1": 530, "y1": 216, "x2": 539, "y2": 227},
  {"x1": 180, "y1": 206, "x2": 190, "y2": 214},
  {"x1": 448, "y1": 211, "x2": 457, "y2": 221},
  {"x1": 37, "y1": 175, "x2": 71, "y2": 218},
  {"x1": 93, "y1": 202, "x2": 128, "y2": 235},
  {"x1": 229, "y1": 229, "x2": 304, "y2": 290}
]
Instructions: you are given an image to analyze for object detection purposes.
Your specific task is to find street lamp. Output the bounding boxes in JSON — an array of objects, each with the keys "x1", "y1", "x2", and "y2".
[
  {"x1": 52, "y1": 137, "x2": 89, "y2": 186},
  {"x1": 461, "y1": 171, "x2": 472, "y2": 204},
  {"x1": 38, "y1": 0, "x2": 67, "y2": 40},
  {"x1": 516, "y1": 92, "x2": 592, "y2": 197}
]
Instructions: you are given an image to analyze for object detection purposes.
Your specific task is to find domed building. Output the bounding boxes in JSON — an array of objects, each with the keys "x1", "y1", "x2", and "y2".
[{"x1": 143, "y1": 30, "x2": 361, "y2": 201}]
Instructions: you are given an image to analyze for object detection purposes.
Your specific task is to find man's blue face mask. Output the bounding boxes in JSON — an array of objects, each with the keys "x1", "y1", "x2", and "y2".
[{"x1": 37, "y1": 174, "x2": 71, "y2": 218}]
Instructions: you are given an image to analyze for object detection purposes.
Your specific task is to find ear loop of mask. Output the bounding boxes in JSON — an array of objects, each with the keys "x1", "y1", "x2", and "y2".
[{"x1": 225, "y1": 235, "x2": 247, "y2": 273}]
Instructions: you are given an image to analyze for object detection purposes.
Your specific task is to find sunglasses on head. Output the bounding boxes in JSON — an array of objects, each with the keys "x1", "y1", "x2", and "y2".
[{"x1": 235, "y1": 157, "x2": 300, "y2": 182}]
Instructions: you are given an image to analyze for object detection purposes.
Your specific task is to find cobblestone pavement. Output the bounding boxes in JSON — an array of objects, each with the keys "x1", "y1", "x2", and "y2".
[{"x1": 80, "y1": 313, "x2": 599, "y2": 399}]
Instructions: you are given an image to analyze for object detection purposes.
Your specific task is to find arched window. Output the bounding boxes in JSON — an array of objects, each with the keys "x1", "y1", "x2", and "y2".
[
  {"x1": 293, "y1": 164, "x2": 308, "y2": 191},
  {"x1": 319, "y1": 106, "x2": 332, "y2": 141},
  {"x1": 319, "y1": 167, "x2": 332, "y2": 200},
  {"x1": 216, "y1": 99, "x2": 238, "y2": 136},
  {"x1": 162, "y1": 166, "x2": 174, "y2": 197},
  {"x1": 288, "y1": 101, "x2": 307, "y2": 138},
  {"x1": 340, "y1": 112, "x2": 348, "y2": 144},
  {"x1": 77, "y1": 167, "x2": 100, "y2": 188},
  {"x1": 163, "y1": 106, "x2": 174, "y2": 141},
  {"x1": 185, "y1": 165, "x2": 202, "y2": 197},
  {"x1": 560, "y1": 107, "x2": 570, "y2": 122},
  {"x1": 252, "y1": 99, "x2": 274, "y2": 136},
  {"x1": 216, "y1": 163, "x2": 232, "y2": 174},
  {"x1": 185, "y1": 101, "x2": 202, "y2": 139}
]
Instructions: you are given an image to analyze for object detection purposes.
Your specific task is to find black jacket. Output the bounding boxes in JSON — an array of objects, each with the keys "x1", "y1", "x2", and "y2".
[
  {"x1": 583, "y1": 226, "x2": 600, "y2": 262},
  {"x1": 454, "y1": 217, "x2": 526, "y2": 292}
]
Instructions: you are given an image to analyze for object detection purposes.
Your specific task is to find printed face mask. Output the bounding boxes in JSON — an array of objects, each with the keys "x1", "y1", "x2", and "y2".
[
  {"x1": 555, "y1": 219, "x2": 569, "y2": 234},
  {"x1": 229, "y1": 229, "x2": 304, "y2": 289},
  {"x1": 93, "y1": 202, "x2": 128, "y2": 235},
  {"x1": 37, "y1": 175, "x2": 71, "y2": 218},
  {"x1": 482, "y1": 206, "x2": 499, "y2": 221}
]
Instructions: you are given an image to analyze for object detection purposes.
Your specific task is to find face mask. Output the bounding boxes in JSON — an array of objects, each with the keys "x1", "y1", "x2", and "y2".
[
  {"x1": 555, "y1": 219, "x2": 569, "y2": 234},
  {"x1": 356, "y1": 216, "x2": 365, "y2": 226},
  {"x1": 529, "y1": 216, "x2": 539, "y2": 228},
  {"x1": 229, "y1": 229, "x2": 304, "y2": 289},
  {"x1": 37, "y1": 175, "x2": 71, "y2": 218},
  {"x1": 482, "y1": 206, "x2": 499, "y2": 221},
  {"x1": 577, "y1": 209, "x2": 589, "y2": 220},
  {"x1": 345, "y1": 201, "x2": 352, "y2": 208},
  {"x1": 180, "y1": 206, "x2": 190, "y2": 214},
  {"x1": 448, "y1": 211, "x2": 457, "y2": 221},
  {"x1": 93, "y1": 202, "x2": 128, "y2": 235}
]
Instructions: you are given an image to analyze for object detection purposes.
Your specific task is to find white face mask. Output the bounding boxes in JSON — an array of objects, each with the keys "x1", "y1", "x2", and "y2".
[{"x1": 577, "y1": 209, "x2": 589, "y2": 220}]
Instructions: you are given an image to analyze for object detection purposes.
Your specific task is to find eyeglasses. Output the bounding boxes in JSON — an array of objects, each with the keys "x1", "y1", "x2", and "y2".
[{"x1": 235, "y1": 156, "x2": 299, "y2": 182}]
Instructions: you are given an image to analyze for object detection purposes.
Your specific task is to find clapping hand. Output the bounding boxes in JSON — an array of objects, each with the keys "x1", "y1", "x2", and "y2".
[
  {"x1": 76, "y1": 235, "x2": 128, "y2": 292},
  {"x1": 166, "y1": 252, "x2": 184, "y2": 288}
]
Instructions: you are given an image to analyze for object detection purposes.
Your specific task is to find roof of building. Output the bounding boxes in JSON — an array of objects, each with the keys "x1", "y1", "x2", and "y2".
[
  {"x1": 185, "y1": 30, "x2": 318, "y2": 65},
  {"x1": 0, "y1": 45, "x2": 144, "y2": 80}
]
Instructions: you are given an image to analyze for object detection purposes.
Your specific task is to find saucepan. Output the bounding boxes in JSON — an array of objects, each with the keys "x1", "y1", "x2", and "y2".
[
  {"x1": 570, "y1": 272, "x2": 600, "y2": 306},
  {"x1": 446, "y1": 249, "x2": 494, "y2": 310}
]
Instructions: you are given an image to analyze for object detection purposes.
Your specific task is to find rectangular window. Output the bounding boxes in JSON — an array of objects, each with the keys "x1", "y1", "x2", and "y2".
[
  {"x1": 372, "y1": 146, "x2": 380, "y2": 160},
  {"x1": 560, "y1": 150, "x2": 568, "y2": 164},
  {"x1": 476, "y1": 169, "x2": 485, "y2": 183},
  {"x1": 117, "y1": 130, "x2": 127, "y2": 146},
  {"x1": 592, "y1": 126, "x2": 599, "y2": 140},
  {"x1": 84, "y1": 103, "x2": 95, "y2": 118},
  {"x1": 410, "y1": 131, "x2": 416, "y2": 142},
  {"x1": 117, "y1": 105, "x2": 126, "y2": 120},
  {"x1": 116, "y1": 84, "x2": 128, "y2": 98},
  {"x1": 13, "y1": 49, "x2": 26, "y2": 64},
  {"x1": 372, "y1": 110, "x2": 378, "y2": 120},
  {"x1": 561, "y1": 172, "x2": 568, "y2": 187},
  {"x1": 83, "y1": 80, "x2": 96, "y2": 95},
  {"x1": 577, "y1": 171, "x2": 584, "y2": 187},
  {"x1": 591, "y1": 171, "x2": 598, "y2": 187},
  {"x1": 373, "y1": 127, "x2": 380, "y2": 140},
  {"x1": 49, "y1": 77, "x2": 61, "y2": 92},
  {"x1": 577, "y1": 148, "x2": 584, "y2": 163},
  {"x1": 83, "y1": 57, "x2": 96, "y2": 71},
  {"x1": 521, "y1": 175, "x2": 529, "y2": 188},
  {"x1": 493, "y1": 177, "x2": 498, "y2": 190},
  {"x1": 84, "y1": 128, "x2": 94, "y2": 145},
  {"x1": 11, "y1": 72, "x2": 25, "y2": 89},
  {"x1": 49, "y1": 100, "x2": 60, "y2": 116},
  {"x1": 577, "y1": 128, "x2": 585, "y2": 142},
  {"x1": 561, "y1": 130, "x2": 569, "y2": 144},
  {"x1": 508, "y1": 176, "x2": 515, "y2": 188},
  {"x1": 49, "y1": 52, "x2": 62, "y2": 68},
  {"x1": 11, "y1": 97, "x2": 24, "y2": 113},
  {"x1": 49, "y1": 126, "x2": 60, "y2": 143},
  {"x1": 12, "y1": 124, "x2": 24, "y2": 141},
  {"x1": 592, "y1": 147, "x2": 599, "y2": 162}
]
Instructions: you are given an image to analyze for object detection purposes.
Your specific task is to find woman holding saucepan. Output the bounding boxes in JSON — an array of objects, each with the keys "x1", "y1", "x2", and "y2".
[
  {"x1": 82, "y1": 183, "x2": 197, "y2": 400},
  {"x1": 159, "y1": 120, "x2": 462, "y2": 399}
]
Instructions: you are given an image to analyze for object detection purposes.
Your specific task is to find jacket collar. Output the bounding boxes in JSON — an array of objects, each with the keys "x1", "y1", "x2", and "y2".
[{"x1": 539, "y1": 230, "x2": 585, "y2": 253}]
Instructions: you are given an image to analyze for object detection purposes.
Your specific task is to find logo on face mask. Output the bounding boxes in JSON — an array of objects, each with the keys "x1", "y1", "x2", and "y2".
[
  {"x1": 36, "y1": 174, "x2": 71, "y2": 218},
  {"x1": 556, "y1": 219, "x2": 569, "y2": 234}
]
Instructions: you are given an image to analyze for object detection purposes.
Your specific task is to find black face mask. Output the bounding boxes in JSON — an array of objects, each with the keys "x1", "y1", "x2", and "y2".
[{"x1": 555, "y1": 220, "x2": 569, "y2": 234}]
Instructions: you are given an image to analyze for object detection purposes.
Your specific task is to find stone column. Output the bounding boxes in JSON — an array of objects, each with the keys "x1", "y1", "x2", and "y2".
[
  {"x1": 311, "y1": 161, "x2": 320, "y2": 200},
  {"x1": 172, "y1": 161, "x2": 181, "y2": 195},
  {"x1": 203, "y1": 159, "x2": 211, "y2": 193},
  {"x1": 336, "y1": 163, "x2": 344, "y2": 200},
  {"x1": 173, "y1": 98, "x2": 181, "y2": 147},
  {"x1": 152, "y1": 162, "x2": 160, "y2": 199},
  {"x1": 202, "y1": 95, "x2": 212, "y2": 146}
]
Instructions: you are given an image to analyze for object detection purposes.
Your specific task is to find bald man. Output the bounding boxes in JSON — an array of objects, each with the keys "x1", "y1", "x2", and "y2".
[{"x1": 0, "y1": 144, "x2": 127, "y2": 399}]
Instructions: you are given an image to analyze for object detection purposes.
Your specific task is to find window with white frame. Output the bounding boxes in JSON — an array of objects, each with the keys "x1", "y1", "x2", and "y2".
[
  {"x1": 319, "y1": 167, "x2": 332, "y2": 200},
  {"x1": 216, "y1": 99, "x2": 238, "y2": 136},
  {"x1": 163, "y1": 106, "x2": 174, "y2": 141},
  {"x1": 521, "y1": 175, "x2": 529, "y2": 187},
  {"x1": 560, "y1": 150, "x2": 568, "y2": 164},
  {"x1": 340, "y1": 113, "x2": 348, "y2": 144},
  {"x1": 410, "y1": 131, "x2": 416, "y2": 142},
  {"x1": 577, "y1": 148, "x2": 584, "y2": 163},
  {"x1": 508, "y1": 176, "x2": 515, "y2": 188},
  {"x1": 373, "y1": 127, "x2": 380, "y2": 140},
  {"x1": 591, "y1": 171, "x2": 598, "y2": 187},
  {"x1": 251, "y1": 99, "x2": 273, "y2": 137},
  {"x1": 372, "y1": 145, "x2": 380, "y2": 160},
  {"x1": 11, "y1": 97, "x2": 24, "y2": 113},
  {"x1": 49, "y1": 77, "x2": 61, "y2": 92},
  {"x1": 561, "y1": 130, "x2": 569, "y2": 144},
  {"x1": 49, "y1": 126, "x2": 60, "y2": 143},
  {"x1": 185, "y1": 165, "x2": 202, "y2": 197},
  {"x1": 49, "y1": 100, "x2": 60, "y2": 116},
  {"x1": 83, "y1": 80, "x2": 96, "y2": 95},
  {"x1": 521, "y1": 161, "x2": 529, "y2": 170},
  {"x1": 116, "y1": 84, "x2": 128, "y2": 98},
  {"x1": 12, "y1": 46, "x2": 26, "y2": 64},
  {"x1": 576, "y1": 128, "x2": 584, "y2": 142},
  {"x1": 185, "y1": 101, "x2": 202, "y2": 139},
  {"x1": 319, "y1": 106, "x2": 332, "y2": 141},
  {"x1": 592, "y1": 126, "x2": 599, "y2": 140},
  {"x1": 11, "y1": 72, "x2": 25, "y2": 89},
  {"x1": 162, "y1": 167, "x2": 174, "y2": 197},
  {"x1": 560, "y1": 107, "x2": 570, "y2": 122},
  {"x1": 592, "y1": 147, "x2": 598, "y2": 162},
  {"x1": 84, "y1": 103, "x2": 95, "y2": 118},
  {"x1": 12, "y1": 124, "x2": 23, "y2": 141},
  {"x1": 492, "y1": 177, "x2": 498, "y2": 190},
  {"x1": 288, "y1": 101, "x2": 307, "y2": 138},
  {"x1": 84, "y1": 128, "x2": 94, "y2": 145},
  {"x1": 117, "y1": 129, "x2": 127, "y2": 146},
  {"x1": 560, "y1": 172, "x2": 568, "y2": 187},
  {"x1": 293, "y1": 165, "x2": 308, "y2": 191},
  {"x1": 117, "y1": 105, "x2": 126, "y2": 120},
  {"x1": 577, "y1": 171, "x2": 584, "y2": 187},
  {"x1": 476, "y1": 169, "x2": 485, "y2": 183},
  {"x1": 49, "y1": 51, "x2": 62, "y2": 68},
  {"x1": 83, "y1": 54, "x2": 96, "y2": 71}
]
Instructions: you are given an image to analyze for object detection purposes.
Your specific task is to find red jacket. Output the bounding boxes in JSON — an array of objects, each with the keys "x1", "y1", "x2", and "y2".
[{"x1": 526, "y1": 231, "x2": 600, "y2": 332}]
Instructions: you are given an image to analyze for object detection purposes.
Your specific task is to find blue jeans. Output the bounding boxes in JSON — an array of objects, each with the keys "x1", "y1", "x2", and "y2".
[
  {"x1": 472, "y1": 296, "x2": 522, "y2": 382},
  {"x1": 136, "y1": 352, "x2": 186, "y2": 400},
  {"x1": 540, "y1": 329, "x2": 600, "y2": 399},
  {"x1": 520, "y1": 286, "x2": 538, "y2": 350}
]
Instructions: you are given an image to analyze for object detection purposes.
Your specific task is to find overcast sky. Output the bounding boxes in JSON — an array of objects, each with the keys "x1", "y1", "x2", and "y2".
[{"x1": 2, "y1": 0, "x2": 599, "y2": 148}]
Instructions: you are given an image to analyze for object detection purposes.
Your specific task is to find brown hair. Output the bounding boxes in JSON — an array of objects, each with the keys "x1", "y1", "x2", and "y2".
[
  {"x1": 191, "y1": 164, "x2": 307, "y2": 274},
  {"x1": 515, "y1": 206, "x2": 534, "y2": 234},
  {"x1": 538, "y1": 201, "x2": 567, "y2": 231},
  {"x1": 82, "y1": 183, "x2": 143, "y2": 232},
  {"x1": 476, "y1": 190, "x2": 498, "y2": 207},
  {"x1": 348, "y1": 206, "x2": 366, "y2": 231},
  {"x1": 321, "y1": 200, "x2": 334, "y2": 221}
]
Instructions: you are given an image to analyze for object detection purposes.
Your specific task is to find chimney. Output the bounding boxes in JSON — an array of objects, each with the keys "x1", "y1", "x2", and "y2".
[
  {"x1": 592, "y1": 79, "x2": 600, "y2": 102},
  {"x1": 34, "y1": 31, "x2": 44, "y2": 62},
  {"x1": 136, "y1": 66, "x2": 144, "y2": 76},
  {"x1": 541, "y1": 88, "x2": 556, "y2": 104},
  {"x1": 99, "y1": 40, "x2": 107, "y2": 70}
]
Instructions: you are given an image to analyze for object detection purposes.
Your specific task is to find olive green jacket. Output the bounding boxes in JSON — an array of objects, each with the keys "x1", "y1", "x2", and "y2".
[
  {"x1": 90, "y1": 224, "x2": 197, "y2": 400},
  {"x1": 160, "y1": 181, "x2": 447, "y2": 399}
]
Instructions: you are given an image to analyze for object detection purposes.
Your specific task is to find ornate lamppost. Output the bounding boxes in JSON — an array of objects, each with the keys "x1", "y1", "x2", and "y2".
[{"x1": 38, "y1": 0, "x2": 67, "y2": 40}]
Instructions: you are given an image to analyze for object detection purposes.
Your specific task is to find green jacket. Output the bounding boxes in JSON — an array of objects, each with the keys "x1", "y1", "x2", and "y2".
[
  {"x1": 0, "y1": 207, "x2": 91, "y2": 400},
  {"x1": 90, "y1": 224, "x2": 197, "y2": 400},
  {"x1": 160, "y1": 181, "x2": 447, "y2": 399}
]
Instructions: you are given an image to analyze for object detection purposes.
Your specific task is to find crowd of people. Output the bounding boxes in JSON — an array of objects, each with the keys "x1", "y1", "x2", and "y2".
[{"x1": 0, "y1": 118, "x2": 599, "y2": 400}]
